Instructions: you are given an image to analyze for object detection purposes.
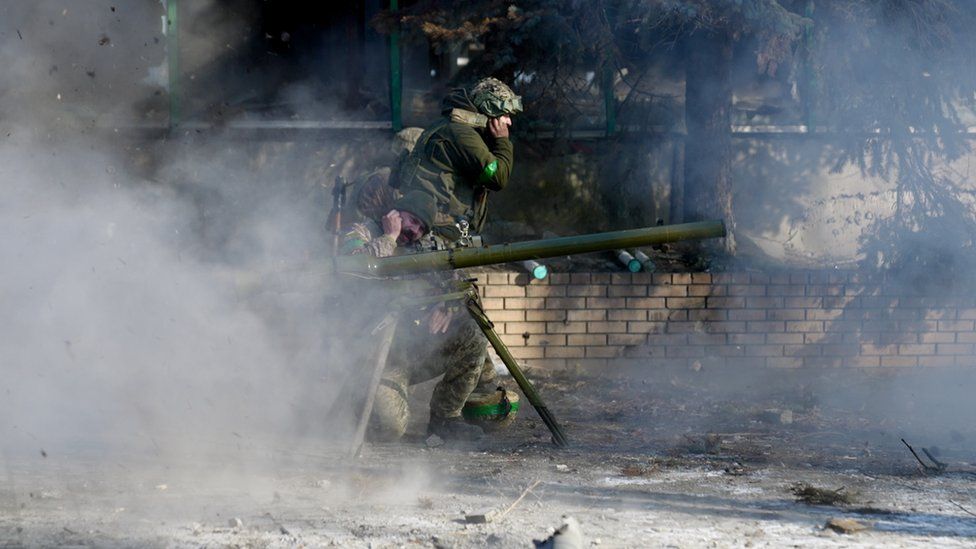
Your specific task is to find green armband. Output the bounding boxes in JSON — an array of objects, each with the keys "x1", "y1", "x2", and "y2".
[{"x1": 478, "y1": 160, "x2": 498, "y2": 185}]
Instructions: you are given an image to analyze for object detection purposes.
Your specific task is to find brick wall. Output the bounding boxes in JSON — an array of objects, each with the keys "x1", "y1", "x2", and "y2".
[{"x1": 477, "y1": 271, "x2": 976, "y2": 370}]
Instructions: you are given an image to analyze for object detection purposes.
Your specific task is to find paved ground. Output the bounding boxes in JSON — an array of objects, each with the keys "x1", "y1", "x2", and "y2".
[{"x1": 2, "y1": 367, "x2": 975, "y2": 547}]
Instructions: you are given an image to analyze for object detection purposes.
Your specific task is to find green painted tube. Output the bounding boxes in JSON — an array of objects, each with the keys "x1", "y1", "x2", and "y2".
[{"x1": 335, "y1": 220, "x2": 725, "y2": 278}]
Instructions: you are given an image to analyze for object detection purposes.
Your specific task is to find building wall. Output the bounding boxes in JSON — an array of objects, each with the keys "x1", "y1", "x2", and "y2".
[{"x1": 477, "y1": 270, "x2": 976, "y2": 370}]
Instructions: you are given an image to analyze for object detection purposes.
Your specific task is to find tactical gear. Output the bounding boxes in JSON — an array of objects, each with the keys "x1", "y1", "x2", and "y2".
[
  {"x1": 471, "y1": 77, "x2": 523, "y2": 117},
  {"x1": 396, "y1": 88, "x2": 515, "y2": 234},
  {"x1": 393, "y1": 190, "x2": 437, "y2": 230},
  {"x1": 428, "y1": 415, "x2": 485, "y2": 441},
  {"x1": 392, "y1": 127, "x2": 424, "y2": 155},
  {"x1": 462, "y1": 387, "x2": 520, "y2": 431}
]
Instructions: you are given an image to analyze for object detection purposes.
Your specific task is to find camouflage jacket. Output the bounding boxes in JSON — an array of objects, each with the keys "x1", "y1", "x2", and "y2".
[
  {"x1": 340, "y1": 219, "x2": 397, "y2": 258},
  {"x1": 397, "y1": 89, "x2": 514, "y2": 233}
]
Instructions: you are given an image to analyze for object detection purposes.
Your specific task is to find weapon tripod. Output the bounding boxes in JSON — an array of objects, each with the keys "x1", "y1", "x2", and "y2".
[{"x1": 350, "y1": 279, "x2": 568, "y2": 456}]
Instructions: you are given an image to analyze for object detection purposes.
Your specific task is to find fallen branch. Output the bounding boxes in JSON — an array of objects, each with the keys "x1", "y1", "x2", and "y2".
[
  {"x1": 901, "y1": 438, "x2": 941, "y2": 473},
  {"x1": 497, "y1": 479, "x2": 542, "y2": 522},
  {"x1": 949, "y1": 500, "x2": 976, "y2": 518},
  {"x1": 921, "y1": 447, "x2": 948, "y2": 471}
]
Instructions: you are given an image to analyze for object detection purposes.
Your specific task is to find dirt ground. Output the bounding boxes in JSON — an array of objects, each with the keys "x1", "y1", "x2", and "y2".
[{"x1": 2, "y1": 365, "x2": 975, "y2": 548}]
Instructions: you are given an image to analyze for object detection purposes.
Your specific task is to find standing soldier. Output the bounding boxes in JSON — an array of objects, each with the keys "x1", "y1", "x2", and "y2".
[{"x1": 398, "y1": 77, "x2": 522, "y2": 238}]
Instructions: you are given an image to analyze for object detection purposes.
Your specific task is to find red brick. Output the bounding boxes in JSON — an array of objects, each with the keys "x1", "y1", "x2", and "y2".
[
  {"x1": 489, "y1": 310, "x2": 526, "y2": 322},
  {"x1": 706, "y1": 297, "x2": 747, "y2": 309},
  {"x1": 498, "y1": 334, "x2": 526, "y2": 347},
  {"x1": 512, "y1": 346, "x2": 545, "y2": 359},
  {"x1": 504, "y1": 322, "x2": 546, "y2": 335},
  {"x1": 524, "y1": 358, "x2": 566, "y2": 369},
  {"x1": 937, "y1": 343, "x2": 974, "y2": 355},
  {"x1": 750, "y1": 273, "x2": 772, "y2": 284},
  {"x1": 481, "y1": 298, "x2": 505, "y2": 310},
  {"x1": 649, "y1": 285, "x2": 688, "y2": 297},
  {"x1": 670, "y1": 273, "x2": 692, "y2": 284},
  {"x1": 591, "y1": 273, "x2": 611, "y2": 284},
  {"x1": 728, "y1": 285, "x2": 766, "y2": 297},
  {"x1": 666, "y1": 321, "x2": 702, "y2": 333},
  {"x1": 767, "y1": 285, "x2": 804, "y2": 296},
  {"x1": 806, "y1": 309, "x2": 845, "y2": 321},
  {"x1": 897, "y1": 344, "x2": 935, "y2": 355},
  {"x1": 628, "y1": 321, "x2": 666, "y2": 334},
  {"x1": 844, "y1": 356, "x2": 881, "y2": 367},
  {"x1": 688, "y1": 333, "x2": 727, "y2": 345},
  {"x1": 567, "y1": 309, "x2": 607, "y2": 322},
  {"x1": 568, "y1": 334, "x2": 606, "y2": 346},
  {"x1": 545, "y1": 321, "x2": 588, "y2": 334},
  {"x1": 785, "y1": 344, "x2": 821, "y2": 357},
  {"x1": 586, "y1": 297, "x2": 627, "y2": 309},
  {"x1": 785, "y1": 297, "x2": 823, "y2": 308},
  {"x1": 666, "y1": 297, "x2": 707, "y2": 309},
  {"x1": 625, "y1": 297, "x2": 667, "y2": 309},
  {"x1": 767, "y1": 309, "x2": 805, "y2": 321},
  {"x1": 587, "y1": 321, "x2": 628, "y2": 333},
  {"x1": 545, "y1": 346, "x2": 585, "y2": 358},
  {"x1": 744, "y1": 345, "x2": 784, "y2": 357},
  {"x1": 486, "y1": 272, "x2": 511, "y2": 285},
  {"x1": 567, "y1": 285, "x2": 607, "y2": 297},
  {"x1": 526, "y1": 310, "x2": 567, "y2": 321},
  {"x1": 608, "y1": 309, "x2": 646, "y2": 321},
  {"x1": 549, "y1": 274, "x2": 570, "y2": 284},
  {"x1": 729, "y1": 334, "x2": 765, "y2": 345},
  {"x1": 646, "y1": 334, "x2": 689, "y2": 345},
  {"x1": 688, "y1": 309, "x2": 728, "y2": 321},
  {"x1": 824, "y1": 320, "x2": 862, "y2": 333},
  {"x1": 711, "y1": 345, "x2": 745, "y2": 356},
  {"x1": 609, "y1": 334, "x2": 647, "y2": 346},
  {"x1": 484, "y1": 285, "x2": 526, "y2": 298},
  {"x1": 570, "y1": 274, "x2": 591, "y2": 284},
  {"x1": 786, "y1": 321, "x2": 824, "y2": 333},
  {"x1": 919, "y1": 332, "x2": 954, "y2": 344},
  {"x1": 748, "y1": 321, "x2": 785, "y2": 333},
  {"x1": 652, "y1": 273, "x2": 675, "y2": 284},
  {"x1": 545, "y1": 297, "x2": 586, "y2": 309},
  {"x1": 667, "y1": 310, "x2": 688, "y2": 321},
  {"x1": 609, "y1": 285, "x2": 647, "y2": 297},
  {"x1": 938, "y1": 320, "x2": 974, "y2": 331},
  {"x1": 691, "y1": 273, "x2": 712, "y2": 284},
  {"x1": 955, "y1": 332, "x2": 976, "y2": 343},
  {"x1": 802, "y1": 357, "x2": 843, "y2": 368},
  {"x1": 704, "y1": 321, "x2": 746, "y2": 333},
  {"x1": 585, "y1": 346, "x2": 624, "y2": 358},
  {"x1": 803, "y1": 333, "x2": 828, "y2": 344},
  {"x1": 918, "y1": 356, "x2": 956, "y2": 367},
  {"x1": 766, "y1": 333, "x2": 804, "y2": 344},
  {"x1": 861, "y1": 343, "x2": 896, "y2": 355},
  {"x1": 822, "y1": 344, "x2": 860, "y2": 356},
  {"x1": 822, "y1": 296, "x2": 856, "y2": 308},
  {"x1": 505, "y1": 297, "x2": 545, "y2": 309},
  {"x1": 958, "y1": 308, "x2": 976, "y2": 319},
  {"x1": 688, "y1": 284, "x2": 727, "y2": 297},
  {"x1": 667, "y1": 346, "x2": 705, "y2": 358},
  {"x1": 610, "y1": 273, "x2": 632, "y2": 284},
  {"x1": 526, "y1": 285, "x2": 566, "y2": 297},
  {"x1": 881, "y1": 356, "x2": 918, "y2": 367},
  {"x1": 767, "y1": 357, "x2": 803, "y2": 368},
  {"x1": 728, "y1": 309, "x2": 766, "y2": 321},
  {"x1": 631, "y1": 272, "x2": 653, "y2": 284},
  {"x1": 530, "y1": 334, "x2": 566, "y2": 346},
  {"x1": 746, "y1": 297, "x2": 784, "y2": 309}
]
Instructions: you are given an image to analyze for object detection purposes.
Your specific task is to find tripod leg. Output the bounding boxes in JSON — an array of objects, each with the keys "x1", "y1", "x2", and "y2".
[
  {"x1": 464, "y1": 297, "x2": 568, "y2": 447},
  {"x1": 349, "y1": 312, "x2": 398, "y2": 457}
]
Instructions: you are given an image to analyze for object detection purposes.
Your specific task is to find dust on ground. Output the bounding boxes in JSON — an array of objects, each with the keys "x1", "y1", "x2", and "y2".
[{"x1": 2, "y1": 365, "x2": 975, "y2": 548}]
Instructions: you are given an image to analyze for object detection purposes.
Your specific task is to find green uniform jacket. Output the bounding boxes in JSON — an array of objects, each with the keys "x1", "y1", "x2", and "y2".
[{"x1": 398, "y1": 89, "x2": 514, "y2": 233}]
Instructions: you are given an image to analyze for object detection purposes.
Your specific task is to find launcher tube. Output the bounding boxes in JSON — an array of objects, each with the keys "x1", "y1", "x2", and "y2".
[{"x1": 335, "y1": 220, "x2": 725, "y2": 278}]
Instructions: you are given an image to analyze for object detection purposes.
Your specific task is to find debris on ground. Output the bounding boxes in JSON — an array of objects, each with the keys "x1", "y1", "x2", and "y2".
[
  {"x1": 791, "y1": 483, "x2": 853, "y2": 505},
  {"x1": 425, "y1": 434, "x2": 444, "y2": 448},
  {"x1": 465, "y1": 509, "x2": 499, "y2": 524},
  {"x1": 534, "y1": 516, "x2": 583, "y2": 549},
  {"x1": 825, "y1": 517, "x2": 870, "y2": 534},
  {"x1": 227, "y1": 517, "x2": 243, "y2": 528}
]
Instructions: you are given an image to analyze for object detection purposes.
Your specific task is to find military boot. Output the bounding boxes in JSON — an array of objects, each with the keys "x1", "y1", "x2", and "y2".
[{"x1": 427, "y1": 416, "x2": 485, "y2": 441}]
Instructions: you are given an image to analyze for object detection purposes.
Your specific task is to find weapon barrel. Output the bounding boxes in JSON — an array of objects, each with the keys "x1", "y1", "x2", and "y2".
[{"x1": 335, "y1": 220, "x2": 725, "y2": 278}]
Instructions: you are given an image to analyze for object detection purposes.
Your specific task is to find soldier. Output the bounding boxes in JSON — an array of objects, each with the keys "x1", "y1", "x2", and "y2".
[
  {"x1": 398, "y1": 77, "x2": 522, "y2": 237},
  {"x1": 341, "y1": 190, "x2": 489, "y2": 441},
  {"x1": 339, "y1": 127, "x2": 425, "y2": 228}
]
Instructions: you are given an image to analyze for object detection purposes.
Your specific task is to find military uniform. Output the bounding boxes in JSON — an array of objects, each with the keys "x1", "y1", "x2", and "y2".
[
  {"x1": 398, "y1": 78, "x2": 521, "y2": 234},
  {"x1": 341, "y1": 213, "x2": 491, "y2": 441}
]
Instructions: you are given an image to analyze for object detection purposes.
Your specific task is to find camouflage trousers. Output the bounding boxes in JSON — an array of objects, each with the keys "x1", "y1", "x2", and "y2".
[{"x1": 368, "y1": 308, "x2": 494, "y2": 441}]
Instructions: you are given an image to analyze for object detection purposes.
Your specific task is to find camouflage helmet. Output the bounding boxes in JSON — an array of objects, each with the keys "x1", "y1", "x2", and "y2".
[{"x1": 470, "y1": 77, "x2": 523, "y2": 118}]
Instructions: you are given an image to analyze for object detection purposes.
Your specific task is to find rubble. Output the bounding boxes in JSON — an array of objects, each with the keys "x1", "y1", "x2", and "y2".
[{"x1": 825, "y1": 517, "x2": 870, "y2": 534}]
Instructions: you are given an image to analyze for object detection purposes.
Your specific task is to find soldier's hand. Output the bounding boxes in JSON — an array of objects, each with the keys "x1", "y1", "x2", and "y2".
[
  {"x1": 488, "y1": 115, "x2": 512, "y2": 139},
  {"x1": 381, "y1": 209, "x2": 402, "y2": 238},
  {"x1": 428, "y1": 304, "x2": 454, "y2": 334}
]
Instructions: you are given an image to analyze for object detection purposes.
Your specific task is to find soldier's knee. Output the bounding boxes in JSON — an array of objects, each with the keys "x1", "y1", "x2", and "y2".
[{"x1": 368, "y1": 384, "x2": 409, "y2": 441}]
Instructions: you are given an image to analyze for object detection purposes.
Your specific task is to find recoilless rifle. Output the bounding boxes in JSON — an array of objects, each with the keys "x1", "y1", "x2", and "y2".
[{"x1": 338, "y1": 220, "x2": 726, "y2": 453}]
